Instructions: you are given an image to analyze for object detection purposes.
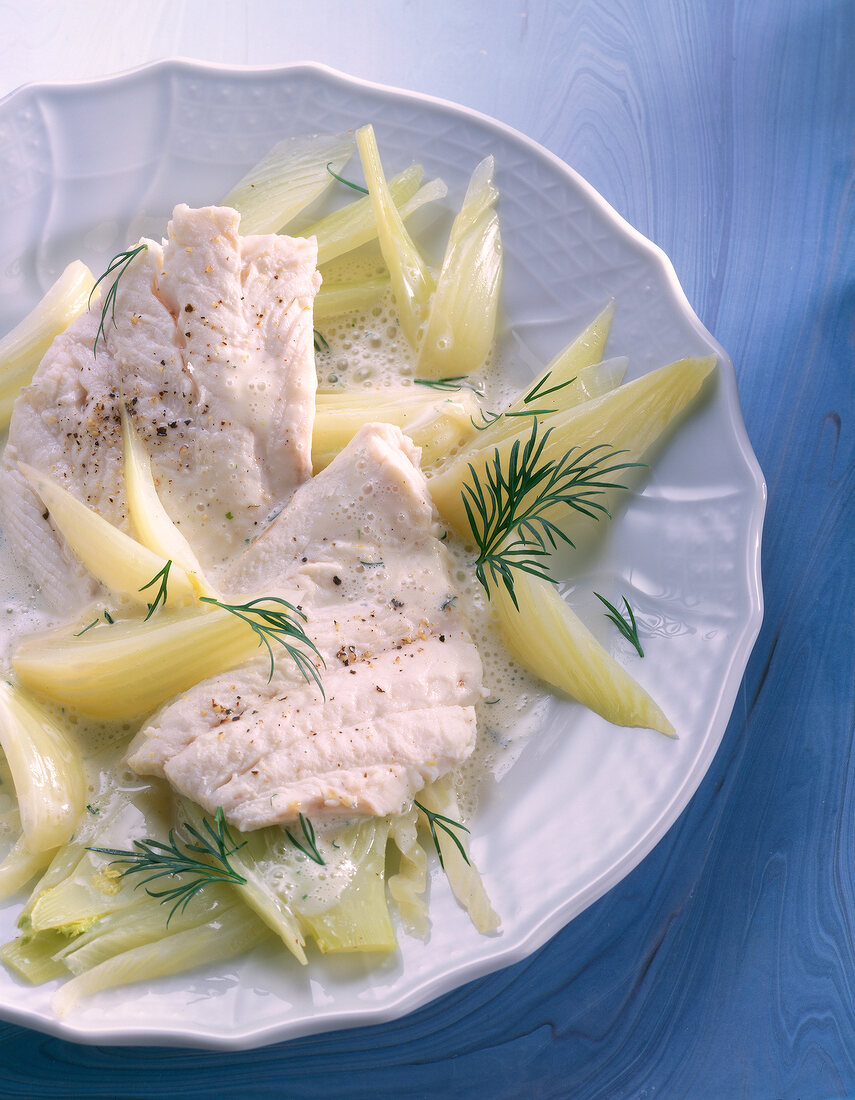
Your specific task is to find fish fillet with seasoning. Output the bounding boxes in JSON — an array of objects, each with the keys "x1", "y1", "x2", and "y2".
[
  {"x1": 1, "y1": 204, "x2": 319, "y2": 610},
  {"x1": 127, "y1": 423, "x2": 485, "y2": 829}
]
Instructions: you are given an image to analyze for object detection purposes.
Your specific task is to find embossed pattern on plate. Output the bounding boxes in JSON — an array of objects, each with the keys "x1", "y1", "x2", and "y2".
[{"x1": 0, "y1": 61, "x2": 764, "y2": 1048}]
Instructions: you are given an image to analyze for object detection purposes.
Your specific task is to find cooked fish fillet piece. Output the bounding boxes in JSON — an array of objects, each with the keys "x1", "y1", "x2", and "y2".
[
  {"x1": 1, "y1": 204, "x2": 319, "y2": 612},
  {"x1": 127, "y1": 423, "x2": 484, "y2": 826},
  {"x1": 139, "y1": 642, "x2": 479, "y2": 829}
]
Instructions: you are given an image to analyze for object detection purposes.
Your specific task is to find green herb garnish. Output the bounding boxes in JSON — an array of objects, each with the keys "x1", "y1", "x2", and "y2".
[
  {"x1": 139, "y1": 560, "x2": 172, "y2": 621},
  {"x1": 523, "y1": 369, "x2": 576, "y2": 405},
  {"x1": 284, "y1": 813, "x2": 325, "y2": 865},
  {"x1": 594, "y1": 592, "x2": 644, "y2": 657},
  {"x1": 89, "y1": 243, "x2": 148, "y2": 357},
  {"x1": 88, "y1": 807, "x2": 247, "y2": 924},
  {"x1": 314, "y1": 329, "x2": 330, "y2": 353},
  {"x1": 470, "y1": 409, "x2": 502, "y2": 431},
  {"x1": 462, "y1": 418, "x2": 640, "y2": 608},
  {"x1": 414, "y1": 376, "x2": 469, "y2": 391},
  {"x1": 199, "y1": 596, "x2": 324, "y2": 691},
  {"x1": 326, "y1": 163, "x2": 369, "y2": 194},
  {"x1": 74, "y1": 609, "x2": 115, "y2": 636},
  {"x1": 414, "y1": 800, "x2": 470, "y2": 871}
]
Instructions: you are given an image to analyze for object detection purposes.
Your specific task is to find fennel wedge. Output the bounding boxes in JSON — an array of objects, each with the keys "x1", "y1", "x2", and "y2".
[
  {"x1": 429, "y1": 355, "x2": 716, "y2": 539},
  {"x1": 0, "y1": 683, "x2": 86, "y2": 852},
  {"x1": 0, "y1": 260, "x2": 96, "y2": 430}
]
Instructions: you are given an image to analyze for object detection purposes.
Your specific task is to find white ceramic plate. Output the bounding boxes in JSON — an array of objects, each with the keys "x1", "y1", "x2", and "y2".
[{"x1": 0, "y1": 60, "x2": 764, "y2": 1048}]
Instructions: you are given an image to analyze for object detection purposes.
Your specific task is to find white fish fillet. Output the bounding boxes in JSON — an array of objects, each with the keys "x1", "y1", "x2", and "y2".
[
  {"x1": 127, "y1": 424, "x2": 484, "y2": 827},
  {"x1": 1, "y1": 204, "x2": 319, "y2": 611}
]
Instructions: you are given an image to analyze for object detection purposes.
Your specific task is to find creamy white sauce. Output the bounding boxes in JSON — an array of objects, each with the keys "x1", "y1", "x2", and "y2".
[{"x1": 0, "y1": 516, "x2": 52, "y2": 673}]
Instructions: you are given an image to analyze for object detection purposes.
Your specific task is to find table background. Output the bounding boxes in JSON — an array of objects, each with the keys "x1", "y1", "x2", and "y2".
[{"x1": 0, "y1": 1, "x2": 851, "y2": 1096}]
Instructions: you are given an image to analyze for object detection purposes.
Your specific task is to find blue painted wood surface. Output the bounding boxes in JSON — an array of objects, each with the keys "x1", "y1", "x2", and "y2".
[{"x1": 0, "y1": 0, "x2": 851, "y2": 1095}]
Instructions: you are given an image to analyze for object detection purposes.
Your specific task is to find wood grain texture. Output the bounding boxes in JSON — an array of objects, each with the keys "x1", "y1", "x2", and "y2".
[{"x1": 0, "y1": 0, "x2": 852, "y2": 1095}]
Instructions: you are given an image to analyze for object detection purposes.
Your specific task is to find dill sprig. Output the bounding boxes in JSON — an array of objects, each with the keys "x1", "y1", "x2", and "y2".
[
  {"x1": 414, "y1": 800, "x2": 470, "y2": 871},
  {"x1": 523, "y1": 369, "x2": 576, "y2": 405},
  {"x1": 139, "y1": 560, "x2": 172, "y2": 621},
  {"x1": 594, "y1": 592, "x2": 644, "y2": 657},
  {"x1": 89, "y1": 243, "x2": 148, "y2": 357},
  {"x1": 414, "y1": 376, "x2": 469, "y2": 391},
  {"x1": 473, "y1": 407, "x2": 558, "y2": 432},
  {"x1": 88, "y1": 807, "x2": 247, "y2": 924},
  {"x1": 284, "y1": 813, "x2": 325, "y2": 865},
  {"x1": 470, "y1": 408, "x2": 502, "y2": 431},
  {"x1": 199, "y1": 595, "x2": 324, "y2": 691},
  {"x1": 461, "y1": 418, "x2": 641, "y2": 608},
  {"x1": 326, "y1": 162, "x2": 369, "y2": 194},
  {"x1": 74, "y1": 609, "x2": 115, "y2": 637}
]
